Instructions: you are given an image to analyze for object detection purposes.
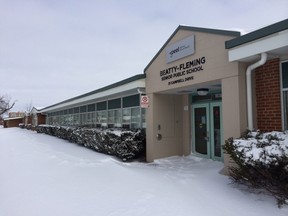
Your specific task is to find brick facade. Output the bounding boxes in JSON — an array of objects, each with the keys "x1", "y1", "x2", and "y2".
[
  {"x1": 255, "y1": 58, "x2": 282, "y2": 131},
  {"x1": 3, "y1": 117, "x2": 23, "y2": 128},
  {"x1": 37, "y1": 114, "x2": 46, "y2": 125}
]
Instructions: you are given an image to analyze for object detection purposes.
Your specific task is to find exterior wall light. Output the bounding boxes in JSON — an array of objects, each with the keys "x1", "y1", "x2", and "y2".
[{"x1": 197, "y1": 88, "x2": 209, "y2": 96}]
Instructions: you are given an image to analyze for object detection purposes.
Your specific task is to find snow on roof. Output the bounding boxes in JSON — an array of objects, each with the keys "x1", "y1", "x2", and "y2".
[
  {"x1": 3, "y1": 116, "x2": 23, "y2": 121},
  {"x1": 31, "y1": 107, "x2": 45, "y2": 113}
]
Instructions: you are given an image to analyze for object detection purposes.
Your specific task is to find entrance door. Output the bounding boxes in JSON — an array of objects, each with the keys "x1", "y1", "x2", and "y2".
[{"x1": 192, "y1": 102, "x2": 223, "y2": 160}]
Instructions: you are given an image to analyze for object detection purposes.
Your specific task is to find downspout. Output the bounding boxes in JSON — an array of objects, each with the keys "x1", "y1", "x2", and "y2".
[{"x1": 246, "y1": 52, "x2": 268, "y2": 130}]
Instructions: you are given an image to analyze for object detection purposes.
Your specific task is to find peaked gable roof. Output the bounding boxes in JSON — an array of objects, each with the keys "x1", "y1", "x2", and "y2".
[{"x1": 144, "y1": 25, "x2": 240, "y2": 72}]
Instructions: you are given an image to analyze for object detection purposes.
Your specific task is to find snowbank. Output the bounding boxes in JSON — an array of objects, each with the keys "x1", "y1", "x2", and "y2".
[{"x1": 0, "y1": 128, "x2": 287, "y2": 216}]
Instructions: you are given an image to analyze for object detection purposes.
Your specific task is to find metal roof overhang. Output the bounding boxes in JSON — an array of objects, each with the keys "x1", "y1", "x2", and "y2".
[
  {"x1": 227, "y1": 29, "x2": 288, "y2": 62},
  {"x1": 226, "y1": 19, "x2": 288, "y2": 62},
  {"x1": 41, "y1": 75, "x2": 146, "y2": 113}
]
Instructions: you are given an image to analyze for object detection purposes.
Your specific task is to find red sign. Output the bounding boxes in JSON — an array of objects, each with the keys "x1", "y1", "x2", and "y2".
[{"x1": 140, "y1": 95, "x2": 149, "y2": 108}]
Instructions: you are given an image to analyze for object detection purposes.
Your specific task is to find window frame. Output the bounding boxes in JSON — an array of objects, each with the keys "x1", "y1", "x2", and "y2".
[
  {"x1": 45, "y1": 94, "x2": 144, "y2": 129},
  {"x1": 280, "y1": 60, "x2": 288, "y2": 130}
]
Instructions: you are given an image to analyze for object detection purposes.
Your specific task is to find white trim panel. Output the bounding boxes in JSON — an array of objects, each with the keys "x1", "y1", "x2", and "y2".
[{"x1": 228, "y1": 30, "x2": 288, "y2": 62}]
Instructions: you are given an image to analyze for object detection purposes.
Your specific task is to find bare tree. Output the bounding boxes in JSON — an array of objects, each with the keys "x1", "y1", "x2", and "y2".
[
  {"x1": 0, "y1": 95, "x2": 16, "y2": 116},
  {"x1": 25, "y1": 101, "x2": 33, "y2": 115}
]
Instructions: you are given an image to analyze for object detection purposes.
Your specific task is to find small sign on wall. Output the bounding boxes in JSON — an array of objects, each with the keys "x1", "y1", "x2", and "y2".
[
  {"x1": 140, "y1": 95, "x2": 149, "y2": 108},
  {"x1": 166, "y1": 35, "x2": 195, "y2": 63}
]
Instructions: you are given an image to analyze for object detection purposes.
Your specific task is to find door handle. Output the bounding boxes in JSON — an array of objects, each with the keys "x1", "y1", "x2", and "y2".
[{"x1": 204, "y1": 132, "x2": 209, "y2": 141}]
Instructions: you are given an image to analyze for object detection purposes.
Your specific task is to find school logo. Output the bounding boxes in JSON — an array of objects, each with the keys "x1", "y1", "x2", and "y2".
[{"x1": 166, "y1": 35, "x2": 195, "y2": 63}]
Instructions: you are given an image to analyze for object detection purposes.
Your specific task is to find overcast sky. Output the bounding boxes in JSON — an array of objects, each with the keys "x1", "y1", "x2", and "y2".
[{"x1": 1, "y1": 0, "x2": 287, "y2": 112}]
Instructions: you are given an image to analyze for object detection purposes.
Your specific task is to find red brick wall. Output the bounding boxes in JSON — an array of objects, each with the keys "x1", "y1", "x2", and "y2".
[
  {"x1": 37, "y1": 114, "x2": 46, "y2": 125},
  {"x1": 255, "y1": 58, "x2": 282, "y2": 131},
  {"x1": 4, "y1": 118, "x2": 24, "y2": 128}
]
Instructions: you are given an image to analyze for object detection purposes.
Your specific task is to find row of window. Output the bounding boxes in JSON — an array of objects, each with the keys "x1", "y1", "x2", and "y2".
[
  {"x1": 46, "y1": 107, "x2": 146, "y2": 129},
  {"x1": 47, "y1": 94, "x2": 140, "y2": 117}
]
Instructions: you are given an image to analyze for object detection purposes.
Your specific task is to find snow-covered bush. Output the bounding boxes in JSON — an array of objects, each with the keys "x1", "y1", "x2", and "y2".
[
  {"x1": 223, "y1": 130, "x2": 288, "y2": 207},
  {"x1": 36, "y1": 125, "x2": 146, "y2": 161}
]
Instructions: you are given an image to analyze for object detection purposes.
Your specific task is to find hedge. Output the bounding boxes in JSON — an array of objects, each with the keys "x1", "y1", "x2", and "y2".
[
  {"x1": 223, "y1": 130, "x2": 288, "y2": 207},
  {"x1": 36, "y1": 125, "x2": 146, "y2": 161}
]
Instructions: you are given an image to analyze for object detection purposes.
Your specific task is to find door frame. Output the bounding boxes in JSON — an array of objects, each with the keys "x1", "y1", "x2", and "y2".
[
  {"x1": 210, "y1": 101, "x2": 223, "y2": 161},
  {"x1": 192, "y1": 103, "x2": 210, "y2": 159},
  {"x1": 191, "y1": 101, "x2": 223, "y2": 161}
]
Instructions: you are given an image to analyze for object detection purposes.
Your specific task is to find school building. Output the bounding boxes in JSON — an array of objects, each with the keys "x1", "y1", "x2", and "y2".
[{"x1": 40, "y1": 19, "x2": 288, "y2": 171}]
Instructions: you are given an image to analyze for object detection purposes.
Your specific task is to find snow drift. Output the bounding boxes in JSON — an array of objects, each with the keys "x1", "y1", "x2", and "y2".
[{"x1": 0, "y1": 127, "x2": 287, "y2": 216}]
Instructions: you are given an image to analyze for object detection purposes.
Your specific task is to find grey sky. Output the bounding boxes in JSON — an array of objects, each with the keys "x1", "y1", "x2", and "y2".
[{"x1": 1, "y1": 0, "x2": 287, "y2": 112}]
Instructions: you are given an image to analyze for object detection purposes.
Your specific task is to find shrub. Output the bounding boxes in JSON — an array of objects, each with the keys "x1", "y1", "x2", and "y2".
[
  {"x1": 223, "y1": 130, "x2": 288, "y2": 207},
  {"x1": 36, "y1": 125, "x2": 146, "y2": 161}
]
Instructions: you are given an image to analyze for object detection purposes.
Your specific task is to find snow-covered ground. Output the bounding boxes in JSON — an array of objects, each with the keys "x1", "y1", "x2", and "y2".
[{"x1": 0, "y1": 127, "x2": 287, "y2": 216}]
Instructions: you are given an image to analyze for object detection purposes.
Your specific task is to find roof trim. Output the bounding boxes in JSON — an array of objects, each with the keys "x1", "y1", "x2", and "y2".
[
  {"x1": 3, "y1": 117, "x2": 23, "y2": 121},
  {"x1": 144, "y1": 25, "x2": 240, "y2": 72},
  {"x1": 225, "y1": 19, "x2": 288, "y2": 49},
  {"x1": 40, "y1": 74, "x2": 146, "y2": 112}
]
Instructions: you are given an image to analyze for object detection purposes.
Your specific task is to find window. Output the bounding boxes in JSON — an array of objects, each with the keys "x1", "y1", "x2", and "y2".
[
  {"x1": 80, "y1": 105, "x2": 87, "y2": 113},
  {"x1": 45, "y1": 94, "x2": 145, "y2": 129},
  {"x1": 87, "y1": 112, "x2": 95, "y2": 126},
  {"x1": 68, "y1": 108, "x2": 74, "y2": 114},
  {"x1": 108, "y1": 98, "x2": 121, "y2": 110},
  {"x1": 52, "y1": 117, "x2": 57, "y2": 125},
  {"x1": 80, "y1": 113, "x2": 87, "y2": 125},
  {"x1": 123, "y1": 94, "x2": 140, "y2": 108},
  {"x1": 63, "y1": 115, "x2": 68, "y2": 126},
  {"x1": 74, "y1": 107, "x2": 80, "y2": 114},
  {"x1": 96, "y1": 110, "x2": 107, "y2": 127},
  {"x1": 121, "y1": 107, "x2": 142, "y2": 129},
  {"x1": 281, "y1": 61, "x2": 288, "y2": 130},
  {"x1": 283, "y1": 93, "x2": 288, "y2": 129},
  {"x1": 97, "y1": 101, "x2": 107, "y2": 111},
  {"x1": 114, "y1": 109, "x2": 122, "y2": 127},
  {"x1": 88, "y1": 104, "x2": 96, "y2": 112},
  {"x1": 59, "y1": 116, "x2": 64, "y2": 125},
  {"x1": 108, "y1": 110, "x2": 114, "y2": 124},
  {"x1": 141, "y1": 108, "x2": 146, "y2": 128},
  {"x1": 122, "y1": 108, "x2": 131, "y2": 126},
  {"x1": 131, "y1": 107, "x2": 140, "y2": 129},
  {"x1": 67, "y1": 115, "x2": 73, "y2": 126},
  {"x1": 73, "y1": 114, "x2": 80, "y2": 125},
  {"x1": 108, "y1": 109, "x2": 122, "y2": 127}
]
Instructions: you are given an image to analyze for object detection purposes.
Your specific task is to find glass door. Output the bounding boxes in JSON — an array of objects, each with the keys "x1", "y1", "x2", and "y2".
[
  {"x1": 192, "y1": 104, "x2": 210, "y2": 158},
  {"x1": 210, "y1": 102, "x2": 223, "y2": 160},
  {"x1": 192, "y1": 102, "x2": 223, "y2": 160}
]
